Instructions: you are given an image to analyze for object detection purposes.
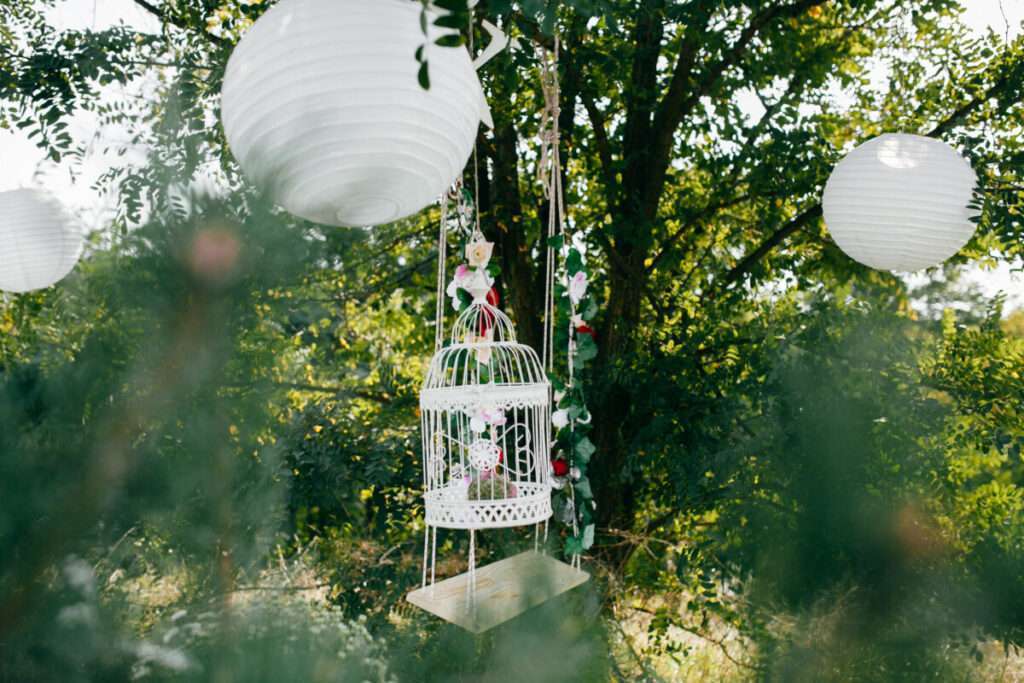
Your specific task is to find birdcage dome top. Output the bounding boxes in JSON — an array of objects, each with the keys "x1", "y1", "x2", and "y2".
[{"x1": 422, "y1": 301, "x2": 549, "y2": 412}]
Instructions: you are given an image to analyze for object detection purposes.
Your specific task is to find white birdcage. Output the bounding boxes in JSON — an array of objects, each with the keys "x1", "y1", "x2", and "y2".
[{"x1": 420, "y1": 270, "x2": 553, "y2": 531}]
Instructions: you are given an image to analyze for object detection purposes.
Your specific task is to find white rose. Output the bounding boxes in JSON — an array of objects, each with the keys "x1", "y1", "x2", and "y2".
[
  {"x1": 552, "y1": 409, "x2": 570, "y2": 430},
  {"x1": 465, "y1": 240, "x2": 494, "y2": 268},
  {"x1": 470, "y1": 416, "x2": 486, "y2": 433}
]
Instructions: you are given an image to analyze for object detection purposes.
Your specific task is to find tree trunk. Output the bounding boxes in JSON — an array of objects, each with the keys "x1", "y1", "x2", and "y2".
[{"x1": 590, "y1": 240, "x2": 648, "y2": 531}]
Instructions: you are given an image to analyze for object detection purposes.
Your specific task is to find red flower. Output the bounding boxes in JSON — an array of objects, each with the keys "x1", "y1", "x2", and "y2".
[
  {"x1": 498, "y1": 448, "x2": 504, "y2": 464},
  {"x1": 551, "y1": 458, "x2": 569, "y2": 477},
  {"x1": 478, "y1": 306, "x2": 496, "y2": 336},
  {"x1": 486, "y1": 287, "x2": 500, "y2": 307},
  {"x1": 575, "y1": 324, "x2": 597, "y2": 340}
]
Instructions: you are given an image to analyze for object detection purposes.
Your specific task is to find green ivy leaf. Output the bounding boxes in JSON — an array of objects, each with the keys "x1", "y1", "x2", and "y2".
[
  {"x1": 566, "y1": 248, "x2": 583, "y2": 276},
  {"x1": 576, "y1": 334, "x2": 598, "y2": 363},
  {"x1": 574, "y1": 436, "x2": 596, "y2": 463},
  {"x1": 582, "y1": 524, "x2": 595, "y2": 550}
]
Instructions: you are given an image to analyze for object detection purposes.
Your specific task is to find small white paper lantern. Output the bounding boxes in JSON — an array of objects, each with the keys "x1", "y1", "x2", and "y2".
[
  {"x1": 0, "y1": 189, "x2": 83, "y2": 293},
  {"x1": 221, "y1": 0, "x2": 491, "y2": 227},
  {"x1": 822, "y1": 133, "x2": 979, "y2": 272}
]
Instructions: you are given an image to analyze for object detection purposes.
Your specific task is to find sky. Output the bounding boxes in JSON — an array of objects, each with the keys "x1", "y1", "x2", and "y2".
[{"x1": 0, "y1": 0, "x2": 1021, "y2": 308}]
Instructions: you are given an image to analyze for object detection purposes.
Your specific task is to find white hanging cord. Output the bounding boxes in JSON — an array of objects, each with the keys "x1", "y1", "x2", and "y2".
[
  {"x1": 435, "y1": 197, "x2": 450, "y2": 352},
  {"x1": 540, "y1": 37, "x2": 564, "y2": 373},
  {"x1": 422, "y1": 525, "x2": 430, "y2": 588},
  {"x1": 431, "y1": 526, "x2": 438, "y2": 588},
  {"x1": 469, "y1": 6, "x2": 485, "y2": 243},
  {"x1": 467, "y1": 529, "x2": 477, "y2": 603},
  {"x1": 538, "y1": 37, "x2": 583, "y2": 568},
  {"x1": 467, "y1": 8, "x2": 483, "y2": 604}
]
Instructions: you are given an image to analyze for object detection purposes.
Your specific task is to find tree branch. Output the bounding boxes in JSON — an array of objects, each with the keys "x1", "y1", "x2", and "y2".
[
  {"x1": 642, "y1": 0, "x2": 828, "y2": 217},
  {"x1": 132, "y1": 0, "x2": 228, "y2": 46},
  {"x1": 619, "y1": 2, "x2": 667, "y2": 213},
  {"x1": 716, "y1": 46, "x2": 1024, "y2": 291},
  {"x1": 580, "y1": 89, "x2": 616, "y2": 194},
  {"x1": 647, "y1": 192, "x2": 752, "y2": 272},
  {"x1": 720, "y1": 204, "x2": 823, "y2": 289}
]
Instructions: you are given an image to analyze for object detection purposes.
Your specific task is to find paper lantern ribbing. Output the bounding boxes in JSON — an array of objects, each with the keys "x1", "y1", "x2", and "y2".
[
  {"x1": 822, "y1": 133, "x2": 980, "y2": 272},
  {"x1": 221, "y1": 0, "x2": 491, "y2": 228},
  {"x1": 0, "y1": 189, "x2": 83, "y2": 293}
]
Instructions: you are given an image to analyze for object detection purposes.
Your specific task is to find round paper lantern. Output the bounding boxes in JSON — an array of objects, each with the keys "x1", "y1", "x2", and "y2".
[
  {"x1": 221, "y1": 0, "x2": 490, "y2": 227},
  {"x1": 0, "y1": 189, "x2": 83, "y2": 293},
  {"x1": 822, "y1": 133, "x2": 979, "y2": 272}
]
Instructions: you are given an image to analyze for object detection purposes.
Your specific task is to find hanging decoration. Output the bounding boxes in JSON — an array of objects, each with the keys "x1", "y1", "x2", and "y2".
[
  {"x1": 408, "y1": 194, "x2": 591, "y2": 632},
  {"x1": 538, "y1": 39, "x2": 599, "y2": 568},
  {"x1": 220, "y1": 0, "x2": 493, "y2": 227},
  {"x1": 822, "y1": 133, "x2": 980, "y2": 272},
  {"x1": 0, "y1": 188, "x2": 83, "y2": 294},
  {"x1": 406, "y1": 12, "x2": 590, "y2": 635},
  {"x1": 419, "y1": 234, "x2": 553, "y2": 532}
]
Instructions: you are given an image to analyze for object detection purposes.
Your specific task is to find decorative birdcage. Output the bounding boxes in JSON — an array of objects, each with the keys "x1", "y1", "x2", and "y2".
[
  {"x1": 407, "y1": 36, "x2": 590, "y2": 634},
  {"x1": 420, "y1": 269, "x2": 552, "y2": 531}
]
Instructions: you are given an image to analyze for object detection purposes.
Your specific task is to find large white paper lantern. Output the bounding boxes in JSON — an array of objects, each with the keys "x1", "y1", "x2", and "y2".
[
  {"x1": 822, "y1": 133, "x2": 979, "y2": 272},
  {"x1": 0, "y1": 189, "x2": 83, "y2": 293},
  {"x1": 221, "y1": 0, "x2": 491, "y2": 228}
]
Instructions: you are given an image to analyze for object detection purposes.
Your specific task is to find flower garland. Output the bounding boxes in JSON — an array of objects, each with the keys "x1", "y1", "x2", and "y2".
[{"x1": 548, "y1": 236, "x2": 598, "y2": 560}]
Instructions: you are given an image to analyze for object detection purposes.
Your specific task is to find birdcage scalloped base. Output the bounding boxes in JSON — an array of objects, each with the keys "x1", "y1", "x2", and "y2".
[{"x1": 424, "y1": 483, "x2": 552, "y2": 529}]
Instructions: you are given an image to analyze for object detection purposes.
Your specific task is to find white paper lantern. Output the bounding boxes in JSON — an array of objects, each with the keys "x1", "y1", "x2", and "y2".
[
  {"x1": 221, "y1": 0, "x2": 491, "y2": 227},
  {"x1": 822, "y1": 133, "x2": 979, "y2": 272},
  {"x1": 0, "y1": 189, "x2": 83, "y2": 293}
]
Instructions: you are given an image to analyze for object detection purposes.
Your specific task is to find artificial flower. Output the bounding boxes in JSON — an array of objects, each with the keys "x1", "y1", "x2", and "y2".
[
  {"x1": 470, "y1": 416, "x2": 486, "y2": 433},
  {"x1": 568, "y1": 271, "x2": 588, "y2": 305},
  {"x1": 551, "y1": 458, "x2": 570, "y2": 477},
  {"x1": 446, "y1": 264, "x2": 472, "y2": 309},
  {"x1": 465, "y1": 240, "x2": 494, "y2": 268},
  {"x1": 576, "y1": 323, "x2": 597, "y2": 340},
  {"x1": 477, "y1": 405, "x2": 507, "y2": 427},
  {"x1": 486, "y1": 287, "x2": 500, "y2": 307},
  {"x1": 465, "y1": 327, "x2": 494, "y2": 364},
  {"x1": 552, "y1": 409, "x2": 570, "y2": 430}
]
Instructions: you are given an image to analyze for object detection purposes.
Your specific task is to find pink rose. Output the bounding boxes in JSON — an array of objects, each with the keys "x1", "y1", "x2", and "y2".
[{"x1": 568, "y1": 271, "x2": 588, "y2": 305}]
